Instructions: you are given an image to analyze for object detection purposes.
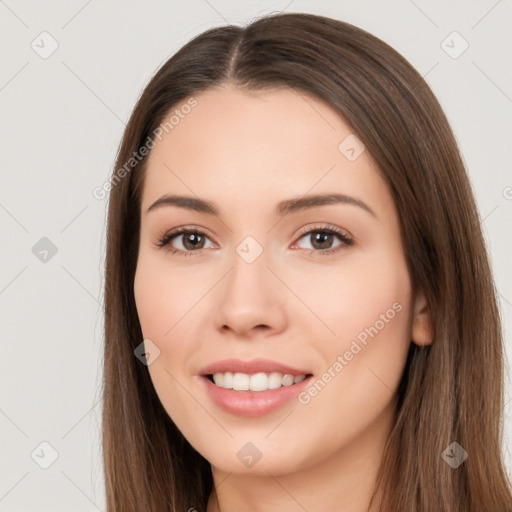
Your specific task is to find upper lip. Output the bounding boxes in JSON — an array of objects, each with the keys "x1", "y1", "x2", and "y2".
[{"x1": 199, "y1": 358, "x2": 311, "y2": 376}]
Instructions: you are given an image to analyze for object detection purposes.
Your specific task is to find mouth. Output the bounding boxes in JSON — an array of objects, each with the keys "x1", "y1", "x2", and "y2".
[
  {"x1": 204, "y1": 371, "x2": 313, "y2": 392},
  {"x1": 201, "y1": 373, "x2": 314, "y2": 417},
  {"x1": 198, "y1": 359, "x2": 314, "y2": 417}
]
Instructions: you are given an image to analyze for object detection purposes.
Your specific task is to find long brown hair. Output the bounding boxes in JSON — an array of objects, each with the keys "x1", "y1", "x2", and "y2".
[{"x1": 102, "y1": 12, "x2": 512, "y2": 511}]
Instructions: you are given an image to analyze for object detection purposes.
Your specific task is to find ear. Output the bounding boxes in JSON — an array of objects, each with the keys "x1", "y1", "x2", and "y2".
[{"x1": 411, "y1": 290, "x2": 433, "y2": 347}]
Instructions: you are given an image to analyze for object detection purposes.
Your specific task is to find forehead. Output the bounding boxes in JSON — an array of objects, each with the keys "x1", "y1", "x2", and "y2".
[{"x1": 141, "y1": 84, "x2": 392, "y2": 218}]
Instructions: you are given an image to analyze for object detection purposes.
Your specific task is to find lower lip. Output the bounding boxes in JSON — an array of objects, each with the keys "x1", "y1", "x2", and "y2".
[{"x1": 200, "y1": 375, "x2": 313, "y2": 417}]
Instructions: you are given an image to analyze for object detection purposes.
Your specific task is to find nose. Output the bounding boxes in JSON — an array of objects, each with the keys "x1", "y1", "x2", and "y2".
[{"x1": 213, "y1": 248, "x2": 287, "y2": 340}]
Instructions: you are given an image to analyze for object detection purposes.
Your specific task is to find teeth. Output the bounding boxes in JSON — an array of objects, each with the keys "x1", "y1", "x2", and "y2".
[
  {"x1": 211, "y1": 371, "x2": 308, "y2": 392},
  {"x1": 233, "y1": 372, "x2": 249, "y2": 390},
  {"x1": 268, "y1": 372, "x2": 282, "y2": 389},
  {"x1": 250, "y1": 372, "x2": 268, "y2": 392}
]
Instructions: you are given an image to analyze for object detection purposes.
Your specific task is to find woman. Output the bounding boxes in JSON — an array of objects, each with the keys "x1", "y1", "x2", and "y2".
[{"x1": 101, "y1": 12, "x2": 512, "y2": 511}]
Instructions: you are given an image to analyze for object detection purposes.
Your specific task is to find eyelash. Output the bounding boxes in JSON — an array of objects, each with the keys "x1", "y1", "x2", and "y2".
[{"x1": 155, "y1": 224, "x2": 354, "y2": 257}]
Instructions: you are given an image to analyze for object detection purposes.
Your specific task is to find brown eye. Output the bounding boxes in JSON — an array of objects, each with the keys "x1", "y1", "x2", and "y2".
[
  {"x1": 293, "y1": 225, "x2": 353, "y2": 255},
  {"x1": 308, "y1": 231, "x2": 336, "y2": 250},
  {"x1": 156, "y1": 228, "x2": 214, "y2": 254},
  {"x1": 180, "y1": 232, "x2": 207, "y2": 250},
  {"x1": 157, "y1": 225, "x2": 353, "y2": 257}
]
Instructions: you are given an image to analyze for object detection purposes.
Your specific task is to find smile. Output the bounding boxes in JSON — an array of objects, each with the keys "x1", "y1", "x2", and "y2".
[{"x1": 208, "y1": 371, "x2": 307, "y2": 392}]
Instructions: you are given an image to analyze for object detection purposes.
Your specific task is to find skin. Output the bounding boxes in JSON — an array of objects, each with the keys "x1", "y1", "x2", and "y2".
[{"x1": 133, "y1": 83, "x2": 432, "y2": 512}]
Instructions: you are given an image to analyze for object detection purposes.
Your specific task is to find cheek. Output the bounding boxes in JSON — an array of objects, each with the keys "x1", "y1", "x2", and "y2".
[
  {"x1": 284, "y1": 249, "x2": 412, "y2": 406},
  {"x1": 133, "y1": 255, "x2": 196, "y2": 387},
  {"x1": 287, "y1": 251, "x2": 412, "y2": 447},
  {"x1": 280, "y1": 248, "x2": 412, "y2": 347},
  {"x1": 134, "y1": 253, "x2": 208, "y2": 340},
  {"x1": 133, "y1": 256, "x2": 205, "y2": 424},
  {"x1": 134, "y1": 264, "x2": 170, "y2": 340}
]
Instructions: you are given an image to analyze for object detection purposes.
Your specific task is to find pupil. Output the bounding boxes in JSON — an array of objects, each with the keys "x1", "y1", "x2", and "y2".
[
  {"x1": 184, "y1": 233, "x2": 204, "y2": 250},
  {"x1": 313, "y1": 232, "x2": 332, "y2": 249}
]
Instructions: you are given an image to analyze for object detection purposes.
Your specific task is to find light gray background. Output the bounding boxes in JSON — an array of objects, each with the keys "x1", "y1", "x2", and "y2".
[{"x1": 1, "y1": 1, "x2": 511, "y2": 510}]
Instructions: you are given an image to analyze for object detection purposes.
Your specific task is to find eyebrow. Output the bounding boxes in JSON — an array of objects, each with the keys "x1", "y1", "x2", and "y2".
[{"x1": 146, "y1": 192, "x2": 376, "y2": 218}]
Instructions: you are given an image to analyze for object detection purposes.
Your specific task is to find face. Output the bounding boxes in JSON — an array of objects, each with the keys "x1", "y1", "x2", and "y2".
[{"x1": 134, "y1": 84, "x2": 427, "y2": 476}]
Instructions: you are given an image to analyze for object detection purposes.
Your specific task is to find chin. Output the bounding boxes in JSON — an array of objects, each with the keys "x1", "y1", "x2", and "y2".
[{"x1": 193, "y1": 436, "x2": 314, "y2": 476}]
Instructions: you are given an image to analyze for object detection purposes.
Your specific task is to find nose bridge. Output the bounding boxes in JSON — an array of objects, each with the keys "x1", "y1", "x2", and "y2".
[
  {"x1": 214, "y1": 233, "x2": 285, "y2": 335},
  {"x1": 225, "y1": 234, "x2": 269, "y2": 303}
]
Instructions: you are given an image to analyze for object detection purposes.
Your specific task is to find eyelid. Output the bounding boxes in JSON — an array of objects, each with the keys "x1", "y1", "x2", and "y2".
[
  {"x1": 293, "y1": 223, "x2": 352, "y2": 241},
  {"x1": 290, "y1": 223, "x2": 353, "y2": 252},
  {"x1": 155, "y1": 224, "x2": 218, "y2": 249}
]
